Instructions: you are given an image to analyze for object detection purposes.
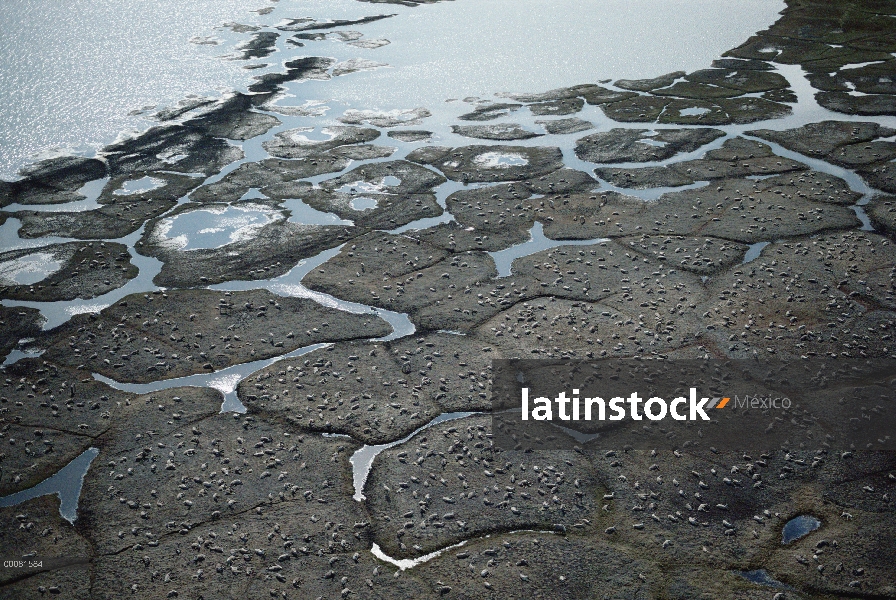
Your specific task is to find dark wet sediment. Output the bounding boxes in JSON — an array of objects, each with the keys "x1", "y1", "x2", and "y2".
[{"x1": 2, "y1": 1, "x2": 896, "y2": 598}]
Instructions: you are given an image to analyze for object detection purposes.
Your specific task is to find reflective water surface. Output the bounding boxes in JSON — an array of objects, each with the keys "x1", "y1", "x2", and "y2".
[{"x1": 1, "y1": 0, "x2": 784, "y2": 178}]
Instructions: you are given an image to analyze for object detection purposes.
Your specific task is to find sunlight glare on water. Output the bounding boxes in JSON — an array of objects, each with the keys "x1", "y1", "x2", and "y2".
[
  {"x1": 0, "y1": 0, "x2": 784, "y2": 178},
  {"x1": 301, "y1": 0, "x2": 787, "y2": 112}
]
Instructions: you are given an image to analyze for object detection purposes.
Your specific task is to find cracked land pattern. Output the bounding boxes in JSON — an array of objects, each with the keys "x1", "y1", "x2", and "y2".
[{"x1": 1, "y1": 1, "x2": 895, "y2": 598}]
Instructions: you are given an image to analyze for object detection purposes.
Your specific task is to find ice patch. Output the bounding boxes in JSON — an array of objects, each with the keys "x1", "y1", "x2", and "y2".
[
  {"x1": 679, "y1": 107, "x2": 711, "y2": 116},
  {"x1": 113, "y1": 175, "x2": 165, "y2": 195},
  {"x1": 473, "y1": 152, "x2": 528, "y2": 168},
  {"x1": 350, "y1": 196, "x2": 378, "y2": 211},
  {"x1": 0, "y1": 252, "x2": 62, "y2": 285},
  {"x1": 158, "y1": 204, "x2": 280, "y2": 250}
]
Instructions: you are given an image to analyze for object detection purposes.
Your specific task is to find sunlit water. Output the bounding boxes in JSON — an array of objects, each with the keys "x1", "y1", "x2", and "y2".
[
  {"x1": 296, "y1": 0, "x2": 786, "y2": 116},
  {"x1": 0, "y1": 0, "x2": 275, "y2": 178},
  {"x1": 1, "y1": 0, "x2": 785, "y2": 178}
]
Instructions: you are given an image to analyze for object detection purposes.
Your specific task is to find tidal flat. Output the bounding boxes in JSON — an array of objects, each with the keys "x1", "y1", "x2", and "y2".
[{"x1": 1, "y1": 0, "x2": 895, "y2": 598}]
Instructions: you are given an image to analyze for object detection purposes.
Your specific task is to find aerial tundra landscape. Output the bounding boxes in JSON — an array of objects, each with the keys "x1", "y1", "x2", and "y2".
[{"x1": 0, "y1": 0, "x2": 894, "y2": 597}]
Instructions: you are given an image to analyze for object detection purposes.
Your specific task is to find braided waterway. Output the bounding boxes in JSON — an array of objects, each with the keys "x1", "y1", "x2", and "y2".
[
  {"x1": 4, "y1": 0, "x2": 896, "y2": 588},
  {"x1": 2, "y1": 80, "x2": 892, "y2": 535}
]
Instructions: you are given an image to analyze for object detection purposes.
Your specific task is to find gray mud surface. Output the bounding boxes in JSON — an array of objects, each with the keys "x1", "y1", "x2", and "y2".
[
  {"x1": 0, "y1": 242, "x2": 137, "y2": 301},
  {"x1": 2, "y1": 1, "x2": 896, "y2": 598},
  {"x1": 38, "y1": 289, "x2": 391, "y2": 383}
]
